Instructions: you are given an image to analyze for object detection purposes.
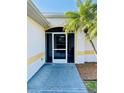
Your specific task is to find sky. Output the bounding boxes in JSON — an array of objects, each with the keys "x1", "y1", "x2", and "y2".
[{"x1": 32, "y1": 0, "x2": 97, "y2": 13}]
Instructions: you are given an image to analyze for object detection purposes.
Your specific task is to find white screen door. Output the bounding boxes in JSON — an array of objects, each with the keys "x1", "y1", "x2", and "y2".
[{"x1": 52, "y1": 33, "x2": 67, "y2": 63}]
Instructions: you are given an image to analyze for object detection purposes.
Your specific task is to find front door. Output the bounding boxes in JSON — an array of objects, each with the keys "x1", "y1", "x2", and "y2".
[
  {"x1": 46, "y1": 28, "x2": 75, "y2": 63},
  {"x1": 53, "y1": 33, "x2": 67, "y2": 63}
]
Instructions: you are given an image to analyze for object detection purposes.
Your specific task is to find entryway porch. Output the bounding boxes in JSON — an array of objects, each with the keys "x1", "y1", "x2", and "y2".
[{"x1": 28, "y1": 63, "x2": 88, "y2": 93}]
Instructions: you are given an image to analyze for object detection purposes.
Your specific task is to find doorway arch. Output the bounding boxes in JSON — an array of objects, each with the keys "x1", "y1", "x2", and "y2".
[{"x1": 45, "y1": 27, "x2": 75, "y2": 63}]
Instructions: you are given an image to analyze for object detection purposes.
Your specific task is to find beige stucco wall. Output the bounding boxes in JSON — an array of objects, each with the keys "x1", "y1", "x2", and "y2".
[
  {"x1": 27, "y1": 16, "x2": 45, "y2": 81},
  {"x1": 45, "y1": 16, "x2": 97, "y2": 63}
]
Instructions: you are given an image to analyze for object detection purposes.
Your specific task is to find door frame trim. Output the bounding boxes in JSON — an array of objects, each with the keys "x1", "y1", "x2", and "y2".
[
  {"x1": 45, "y1": 31, "x2": 75, "y2": 63},
  {"x1": 52, "y1": 32, "x2": 67, "y2": 63}
]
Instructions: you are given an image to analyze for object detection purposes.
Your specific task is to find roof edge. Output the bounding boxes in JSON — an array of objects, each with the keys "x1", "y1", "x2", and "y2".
[
  {"x1": 42, "y1": 12, "x2": 70, "y2": 18},
  {"x1": 27, "y1": 0, "x2": 50, "y2": 29}
]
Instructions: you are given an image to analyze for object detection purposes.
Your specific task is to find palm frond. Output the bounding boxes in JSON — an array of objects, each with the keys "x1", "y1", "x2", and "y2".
[
  {"x1": 64, "y1": 0, "x2": 97, "y2": 39},
  {"x1": 64, "y1": 11, "x2": 79, "y2": 18}
]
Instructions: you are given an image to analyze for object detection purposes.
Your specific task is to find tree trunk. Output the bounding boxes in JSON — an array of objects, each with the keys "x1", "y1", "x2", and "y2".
[
  {"x1": 84, "y1": 32, "x2": 97, "y2": 54},
  {"x1": 89, "y1": 39, "x2": 97, "y2": 54},
  {"x1": 84, "y1": 28, "x2": 97, "y2": 54}
]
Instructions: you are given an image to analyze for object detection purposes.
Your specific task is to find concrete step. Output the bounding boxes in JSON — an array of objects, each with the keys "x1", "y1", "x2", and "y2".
[{"x1": 28, "y1": 89, "x2": 88, "y2": 93}]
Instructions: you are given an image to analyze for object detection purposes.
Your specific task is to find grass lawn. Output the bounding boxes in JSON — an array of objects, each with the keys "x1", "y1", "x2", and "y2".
[{"x1": 84, "y1": 81, "x2": 97, "y2": 93}]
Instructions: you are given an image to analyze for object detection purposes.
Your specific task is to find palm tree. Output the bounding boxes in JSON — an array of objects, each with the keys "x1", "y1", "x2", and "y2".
[{"x1": 64, "y1": 0, "x2": 97, "y2": 54}]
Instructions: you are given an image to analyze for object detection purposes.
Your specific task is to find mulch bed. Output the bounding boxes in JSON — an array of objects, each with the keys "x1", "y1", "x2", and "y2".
[{"x1": 76, "y1": 62, "x2": 97, "y2": 81}]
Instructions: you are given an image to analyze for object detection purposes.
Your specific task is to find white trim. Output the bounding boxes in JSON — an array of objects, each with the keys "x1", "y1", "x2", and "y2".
[
  {"x1": 75, "y1": 33, "x2": 77, "y2": 63},
  {"x1": 51, "y1": 32, "x2": 66, "y2": 34},
  {"x1": 66, "y1": 34, "x2": 68, "y2": 63},
  {"x1": 52, "y1": 34, "x2": 54, "y2": 62},
  {"x1": 54, "y1": 49, "x2": 66, "y2": 50},
  {"x1": 27, "y1": 0, "x2": 50, "y2": 29},
  {"x1": 52, "y1": 33, "x2": 67, "y2": 63},
  {"x1": 45, "y1": 32, "x2": 74, "y2": 34},
  {"x1": 42, "y1": 12, "x2": 70, "y2": 18}
]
